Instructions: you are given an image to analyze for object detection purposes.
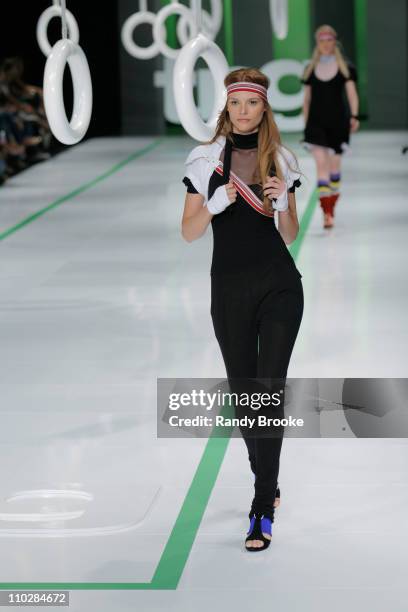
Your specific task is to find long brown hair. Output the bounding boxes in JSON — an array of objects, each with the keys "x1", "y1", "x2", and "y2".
[
  {"x1": 207, "y1": 67, "x2": 297, "y2": 214},
  {"x1": 303, "y1": 25, "x2": 350, "y2": 81}
]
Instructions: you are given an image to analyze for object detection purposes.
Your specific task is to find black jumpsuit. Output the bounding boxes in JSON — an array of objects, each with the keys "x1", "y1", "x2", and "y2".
[{"x1": 183, "y1": 131, "x2": 304, "y2": 521}]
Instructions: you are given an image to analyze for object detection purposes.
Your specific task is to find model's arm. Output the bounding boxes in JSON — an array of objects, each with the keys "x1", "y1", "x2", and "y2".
[
  {"x1": 181, "y1": 193, "x2": 213, "y2": 242},
  {"x1": 181, "y1": 181, "x2": 237, "y2": 242},
  {"x1": 277, "y1": 192, "x2": 299, "y2": 245},
  {"x1": 302, "y1": 84, "x2": 311, "y2": 124},
  {"x1": 345, "y1": 80, "x2": 360, "y2": 132}
]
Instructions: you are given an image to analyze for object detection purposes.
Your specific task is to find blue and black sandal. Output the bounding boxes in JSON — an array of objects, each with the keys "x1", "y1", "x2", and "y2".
[{"x1": 245, "y1": 512, "x2": 273, "y2": 552}]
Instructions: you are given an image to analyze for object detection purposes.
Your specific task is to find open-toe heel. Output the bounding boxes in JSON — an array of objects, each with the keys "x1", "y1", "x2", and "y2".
[{"x1": 245, "y1": 513, "x2": 273, "y2": 552}]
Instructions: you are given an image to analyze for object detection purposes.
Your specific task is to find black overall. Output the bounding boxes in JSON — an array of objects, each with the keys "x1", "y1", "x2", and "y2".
[{"x1": 183, "y1": 131, "x2": 304, "y2": 521}]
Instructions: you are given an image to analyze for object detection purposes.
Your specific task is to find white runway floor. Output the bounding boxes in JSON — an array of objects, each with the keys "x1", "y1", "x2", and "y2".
[{"x1": 0, "y1": 131, "x2": 407, "y2": 610}]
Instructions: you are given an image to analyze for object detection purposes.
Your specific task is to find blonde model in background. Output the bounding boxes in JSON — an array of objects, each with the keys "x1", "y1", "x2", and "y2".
[{"x1": 302, "y1": 25, "x2": 360, "y2": 228}]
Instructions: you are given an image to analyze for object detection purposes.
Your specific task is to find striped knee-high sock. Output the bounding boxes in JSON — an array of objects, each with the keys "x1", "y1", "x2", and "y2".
[
  {"x1": 330, "y1": 172, "x2": 341, "y2": 194},
  {"x1": 318, "y1": 180, "x2": 331, "y2": 200},
  {"x1": 318, "y1": 180, "x2": 332, "y2": 215},
  {"x1": 330, "y1": 173, "x2": 341, "y2": 210}
]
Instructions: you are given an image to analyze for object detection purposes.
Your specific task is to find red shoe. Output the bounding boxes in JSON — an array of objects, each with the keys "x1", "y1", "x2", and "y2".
[
  {"x1": 330, "y1": 192, "x2": 340, "y2": 217},
  {"x1": 320, "y1": 196, "x2": 334, "y2": 229}
]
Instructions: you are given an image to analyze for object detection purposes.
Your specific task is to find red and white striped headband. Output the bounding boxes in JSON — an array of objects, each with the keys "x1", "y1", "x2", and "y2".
[
  {"x1": 226, "y1": 81, "x2": 268, "y2": 103},
  {"x1": 316, "y1": 31, "x2": 336, "y2": 41}
]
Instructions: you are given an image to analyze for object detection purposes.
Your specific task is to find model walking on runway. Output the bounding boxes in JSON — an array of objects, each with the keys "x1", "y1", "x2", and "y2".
[
  {"x1": 302, "y1": 24, "x2": 360, "y2": 228},
  {"x1": 181, "y1": 68, "x2": 303, "y2": 552}
]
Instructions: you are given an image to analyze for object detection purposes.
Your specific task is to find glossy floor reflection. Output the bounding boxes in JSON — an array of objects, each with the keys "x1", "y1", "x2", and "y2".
[{"x1": 0, "y1": 133, "x2": 407, "y2": 610}]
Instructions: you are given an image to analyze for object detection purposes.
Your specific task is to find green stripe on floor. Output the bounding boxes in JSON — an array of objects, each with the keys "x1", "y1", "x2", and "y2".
[{"x1": 0, "y1": 138, "x2": 164, "y2": 242}]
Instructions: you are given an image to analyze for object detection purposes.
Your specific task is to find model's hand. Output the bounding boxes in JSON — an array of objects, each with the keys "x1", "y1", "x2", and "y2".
[
  {"x1": 263, "y1": 175, "x2": 288, "y2": 211},
  {"x1": 263, "y1": 176, "x2": 286, "y2": 200},
  {"x1": 206, "y1": 181, "x2": 237, "y2": 215},
  {"x1": 224, "y1": 181, "x2": 237, "y2": 203},
  {"x1": 350, "y1": 117, "x2": 360, "y2": 133}
]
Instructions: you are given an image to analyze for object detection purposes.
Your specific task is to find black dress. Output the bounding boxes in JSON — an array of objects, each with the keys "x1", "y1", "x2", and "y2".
[
  {"x1": 182, "y1": 131, "x2": 304, "y2": 521},
  {"x1": 302, "y1": 63, "x2": 357, "y2": 154}
]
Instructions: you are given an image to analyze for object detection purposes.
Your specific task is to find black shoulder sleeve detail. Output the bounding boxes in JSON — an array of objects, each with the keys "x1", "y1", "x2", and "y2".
[
  {"x1": 182, "y1": 176, "x2": 199, "y2": 194},
  {"x1": 288, "y1": 178, "x2": 301, "y2": 193},
  {"x1": 346, "y1": 63, "x2": 358, "y2": 82}
]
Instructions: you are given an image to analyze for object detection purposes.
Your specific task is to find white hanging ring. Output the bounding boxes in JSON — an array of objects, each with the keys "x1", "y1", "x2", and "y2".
[
  {"x1": 121, "y1": 10, "x2": 166, "y2": 60},
  {"x1": 43, "y1": 39, "x2": 93, "y2": 145},
  {"x1": 177, "y1": 0, "x2": 222, "y2": 43},
  {"x1": 173, "y1": 33, "x2": 228, "y2": 141},
  {"x1": 177, "y1": 9, "x2": 214, "y2": 44},
  {"x1": 206, "y1": 0, "x2": 223, "y2": 37},
  {"x1": 270, "y1": 0, "x2": 288, "y2": 40},
  {"x1": 153, "y1": 3, "x2": 198, "y2": 60},
  {"x1": 36, "y1": 5, "x2": 79, "y2": 57}
]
